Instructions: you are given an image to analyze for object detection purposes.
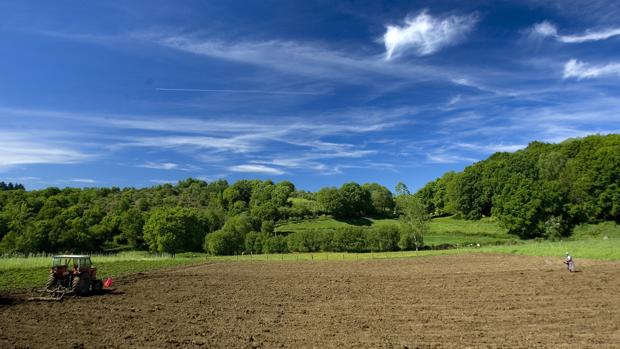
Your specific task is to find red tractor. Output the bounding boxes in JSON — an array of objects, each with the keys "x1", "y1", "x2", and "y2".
[{"x1": 31, "y1": 255, "x2": 104, "y2": 301}]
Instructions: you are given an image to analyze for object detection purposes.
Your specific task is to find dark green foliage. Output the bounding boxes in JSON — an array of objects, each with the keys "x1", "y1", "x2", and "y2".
[
  {"x1": 366, "y1": 225, "x2": 400, "y2": 251},
  {"x1": 0, "y1": 177, "x2": 290, "y2": 255},
  {"x1": 339, "y1": 182, "x2": 372, "y2": 218},
  {"x1": 143, "y1": 207, "x2": 206, "y2": 254},
  {"x1": 261, "y1": 220, "x2": 275, "y2": 235},
  {"x1": 332, "y1": 226, "x2": 367, "y2": 252},
  {"x1": 205, "y1": 229, "x2": 244, "y2": 255},
  {"x1": 316, "y1": 183, "x2": 377, "y2": 218},
  {"x1": 362, "y1": 183, "x2": 395, "y2": 216},
  {"x1": 416, "y1": 172, "x2": 459, "y2": 217},
  {"x1": 416, "y1": 134, "x2": 620, "y2": 239},
  {"x1": 262, "y1": 235, "x2": 288, "y2": 253},
  {"x1": 286, "y1": 229, "x2": 329, "y2": 252},
  {"x1": 316, "y1": 187, "x2": 345, "y2": 216},
  {"x1": 0, "y1": 182, "x2": 25, "y2": 191},
  {"x1": 244, "y1": 231, "x2": 269, "y2": 254}
]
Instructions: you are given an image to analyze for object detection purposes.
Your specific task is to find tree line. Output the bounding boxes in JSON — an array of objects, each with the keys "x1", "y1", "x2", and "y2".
[
  {"x1": 415, "y1": 134, "x2": 620, "y2": 239},
  {"x1": 0, "y1": 178, "x2": 416, "y2": 255}
]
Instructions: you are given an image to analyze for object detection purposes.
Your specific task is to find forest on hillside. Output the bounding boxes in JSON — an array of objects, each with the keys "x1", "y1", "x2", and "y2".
[
  {"x1": 0, "y1": 134, "x2": 618, "y2": 255},
  {"x1": 416, "y1": 134, "x2": 620, "y2": 238}
]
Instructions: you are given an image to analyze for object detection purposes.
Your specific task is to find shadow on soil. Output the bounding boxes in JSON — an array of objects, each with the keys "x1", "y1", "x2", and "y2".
[
  {"x1": 0, "y1": 295, "x2": 18, "y2": 306},
  {"x1": 0, "y1": 288, "x2": 125, "y2": 307}
]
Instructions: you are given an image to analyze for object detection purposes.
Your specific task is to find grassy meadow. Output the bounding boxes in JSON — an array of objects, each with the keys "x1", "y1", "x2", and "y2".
[{"x1": 276, "y1": 215, "x2": 519, "y2": 246}]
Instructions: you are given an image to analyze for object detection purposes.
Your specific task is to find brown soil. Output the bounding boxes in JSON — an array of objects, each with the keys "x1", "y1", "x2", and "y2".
[{"x1": 1, "y1": 254, "x2": 619, "y2": 348}]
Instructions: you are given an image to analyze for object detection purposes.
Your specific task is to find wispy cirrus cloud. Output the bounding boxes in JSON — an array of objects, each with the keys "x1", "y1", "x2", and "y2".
[
  {"x1": 0, "y1": 105, "x2": 395, "y2": 175},
  {"x1": 126, "y1": 135, "x2": 255, "y2": 153},
  {"x1": 0, "y1": 132, "x2": 92, "y2": 170},
  {"x1": 153, "y1": 34, "x2": 462, "y2": 85},
  {"x1": 426, "y1": 153, "x2": 478, "y2": 164},
  {"x1": 69, "y1": 178, "x2": 97, "y2": 184},
  {"x1": 530, "y1": 21, "x2": 620, "y2": 43},
  {"x1": 155, "y1": 87, "x2": 326, "y2": 96},
  {"x1": 455, "y1": 142, "x2": 526, "y2": 153},
  {"x1": 383, "y1": 10, "x2": 477, "y2": 60},
  {"x1": 563, "y1": 59, "x2": 620, "y2": 80},
  {"x1": 228, "y1": 164, "x2": 285, "y2": 175},
  {"x1": 138, "y1": 161, "x2": 179, "y2": 170}
]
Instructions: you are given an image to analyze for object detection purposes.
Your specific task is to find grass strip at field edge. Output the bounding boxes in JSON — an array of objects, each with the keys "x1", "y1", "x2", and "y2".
[{"x1": 0, "y1": 257, "x2": 207, "y2": 293}]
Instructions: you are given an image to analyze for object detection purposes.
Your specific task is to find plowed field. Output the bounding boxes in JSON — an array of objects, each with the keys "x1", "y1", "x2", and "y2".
[{"x1": 1, "y1": 254, "x2": 619, "y2": 348}]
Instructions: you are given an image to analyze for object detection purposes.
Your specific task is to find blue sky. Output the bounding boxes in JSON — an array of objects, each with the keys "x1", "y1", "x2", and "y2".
[{"x1": 1, "y1": 0, "x2": 620, "y2": 192}]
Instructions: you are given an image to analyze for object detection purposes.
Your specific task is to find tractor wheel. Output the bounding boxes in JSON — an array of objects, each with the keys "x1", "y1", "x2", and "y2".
[
  {"x1": 71, "y1": 276, "x2": 81, "y2": 294},
  {"x1": 45, "y1": 273, "x2": 56, "y2": 290},
  {"x1": 72, "y1": 274, "x2": 92, "y2": 295},
  {"x1": 92, "y1": 279, "x2": 103, "y2": 294}
]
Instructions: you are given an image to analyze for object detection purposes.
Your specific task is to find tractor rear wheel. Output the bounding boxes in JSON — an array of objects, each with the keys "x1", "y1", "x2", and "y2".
[
  {"x1": 45, "y1": 273, "x2": 56, "y2": 290},
  {"x1": 72, "y1": 274, "x2": 92, "y2": 295}
]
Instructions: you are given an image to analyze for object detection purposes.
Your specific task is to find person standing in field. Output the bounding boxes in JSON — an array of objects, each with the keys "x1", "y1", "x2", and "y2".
[{"x1": 564, "y1": 252, "x2": 575, "y2": 272}]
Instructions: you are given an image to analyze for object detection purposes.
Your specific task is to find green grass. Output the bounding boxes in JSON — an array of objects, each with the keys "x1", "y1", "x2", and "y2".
[
  {"x1": 205, "y1": 249, "x2": 466, "y2": 263},
  {"x1": 570, "y1": 221, "x2": 620, "y2": 240},
  {"x1": 276, "y1": 215, "x2": 516, "y2": 246},
  {"x1": 0, "y1": 251, "x2": 206, "y2": 292},
  {"x1": 479, "y1": 237, "x2": 620, "y2": 260}
]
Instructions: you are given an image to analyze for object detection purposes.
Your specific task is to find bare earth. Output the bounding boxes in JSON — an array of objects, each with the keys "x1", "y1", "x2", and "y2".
[{"x1": 1, "y1": 254, "x2": 619, "y2": 348}]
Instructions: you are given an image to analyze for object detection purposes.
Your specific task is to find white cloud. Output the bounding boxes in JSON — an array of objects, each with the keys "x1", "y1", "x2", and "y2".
[
  {"x1": 383, "y1": 10, "x2": 477, "y2": 60},
  {"x1": 70, "y1": 178, "x2": 96, "y2": 184},
  {"x1": 455, "y1": 142, "x2": 526, "y2": 153},
  {"x1": 563, "y1": 59, "x2": 620, "y2": 80},
  {"x1": 426, "y1": 153, "x2": 478, "y2": 164},
  {"x1": 0, "y1": 132, "x2": 91, "y2": 170},
  {"x1": 447, "y1": 94, "x2": 462, "y2": 106},
  {"x1": 530, "y1": 21, "x2": 620, "y2": 43},
  {"x1": 228, "y1": 164, "x2": 285, "y2": 175},
  {"x1": 127, "y1": 136, "x2": 254, "y2": 153},
  {"x1": 138, "y1": 162, "x2": 179, "y2": 170},
  {"x1": 531, "y1": 21, "x2": 558, "y2": 37},
  {"x1": 155, "y1": 34, "x2": 454, "y2": 84}
]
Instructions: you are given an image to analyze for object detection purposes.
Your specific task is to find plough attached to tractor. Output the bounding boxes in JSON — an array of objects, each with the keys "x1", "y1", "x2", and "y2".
[{"x1": 28, "y1": 255, "x2": 111, "y2": 301}]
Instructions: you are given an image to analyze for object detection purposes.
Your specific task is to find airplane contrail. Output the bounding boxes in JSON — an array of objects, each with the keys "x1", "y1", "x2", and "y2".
[{"x1": 155, "y1": 88, "x2": 324, "y2": 95}]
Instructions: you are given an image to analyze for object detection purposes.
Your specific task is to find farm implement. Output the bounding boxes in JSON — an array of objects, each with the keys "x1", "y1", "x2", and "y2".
[{"x1": 29, "y1": 255, "x2": 110, "y2": 301}]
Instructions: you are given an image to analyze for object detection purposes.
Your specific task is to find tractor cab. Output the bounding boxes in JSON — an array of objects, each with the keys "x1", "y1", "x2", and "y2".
[{"x1": 51, "y1": 255, "x2": 96, "y2": 280}]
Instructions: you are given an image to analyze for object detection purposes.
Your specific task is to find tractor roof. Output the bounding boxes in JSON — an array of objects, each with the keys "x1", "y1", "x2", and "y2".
[{"x1": 52, "y1": 255, "x2": 91, "y2": 258}]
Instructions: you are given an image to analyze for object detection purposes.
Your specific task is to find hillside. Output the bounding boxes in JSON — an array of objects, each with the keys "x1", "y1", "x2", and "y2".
[
  {"x1": 0, "y1": 134, "x2": 618, "y2": 256},
  {"x1": 276, "y1": 216, "x2": 518, "y2": 247},
  {"x1": 415, "y1": 134, "x2": 620, "y2": 239}
]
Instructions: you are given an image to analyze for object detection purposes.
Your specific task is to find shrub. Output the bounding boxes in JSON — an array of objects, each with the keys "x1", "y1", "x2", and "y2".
[
  {"x1": 332, "y1": 226, "x2": 367, "y2": 252},
  {"x1": 366, "y1": 224, "x2": 400, "y2": 251},
  {"x1": 398, "y1": 224, "x2": 424, "y2": 251},
  {"x1": 263, "y1": 235, "x2": 288, "y2": 253},
  {"x1": 204, "y1": 229, "x2": 243, "y2": 255},
  {"x1": 245, "y1": 231, "x2": 269, "y2": 254}
]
